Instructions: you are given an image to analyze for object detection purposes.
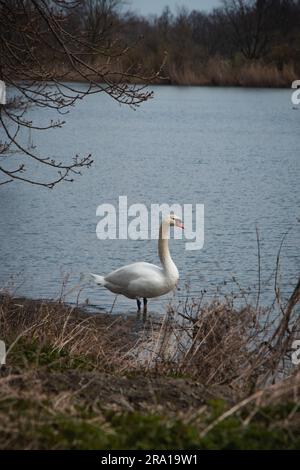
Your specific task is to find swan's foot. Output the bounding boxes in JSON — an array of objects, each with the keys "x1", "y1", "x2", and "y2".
[
  {"x1": 137, "y1": 298, "x2": 142, "y2": 312},
  {"x1": 143, "y1": 298, "x2": 148, "y2": 313}
]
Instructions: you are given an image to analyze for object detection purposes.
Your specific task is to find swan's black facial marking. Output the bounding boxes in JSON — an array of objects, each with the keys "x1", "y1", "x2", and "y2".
[
  {"x1": 169, "y1": 214, "x2": 184, "y2": 230},
  {"x1": 170, "y1": 214, "x2": 176, "y2": 226}
]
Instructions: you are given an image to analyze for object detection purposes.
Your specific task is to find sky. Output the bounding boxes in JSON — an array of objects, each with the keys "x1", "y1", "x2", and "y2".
[{"x1": 127, "y1": 0, "x2": 222, "y2": 16}]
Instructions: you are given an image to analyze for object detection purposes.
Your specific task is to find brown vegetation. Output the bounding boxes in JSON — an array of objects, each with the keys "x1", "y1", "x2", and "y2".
[
  {"x1": 0, "y1": 273, "x2": 300, "y2": 448},
  {"x1": 167, "y1": 58, "x2": 298, "y2": 87},
  {"x1": 37, "y1": 0, "x2": 300, "y2": 88}
]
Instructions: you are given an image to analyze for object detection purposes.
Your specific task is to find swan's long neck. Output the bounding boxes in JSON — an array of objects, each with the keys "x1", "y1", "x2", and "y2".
[{"x1": 158, "y1": 220, "x2": 179, "y2": 280}]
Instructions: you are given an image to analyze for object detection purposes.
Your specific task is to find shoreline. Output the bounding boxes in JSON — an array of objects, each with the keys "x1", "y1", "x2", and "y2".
[{"x1": 18, "y1": 76, "x2": 293, "y2": 89}]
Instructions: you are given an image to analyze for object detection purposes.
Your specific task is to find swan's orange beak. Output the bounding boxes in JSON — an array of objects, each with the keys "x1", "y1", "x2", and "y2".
[{"x1": 176, "y1": 220, "x2": 184, "y2": 230}]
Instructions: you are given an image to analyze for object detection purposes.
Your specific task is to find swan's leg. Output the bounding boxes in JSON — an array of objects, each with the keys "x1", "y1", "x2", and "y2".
[
  {"x1": 136, "y1": 298, "x2": 141, "y2": 311},
  {"x1": 143, "y1": 298, "x2": 148, "y2": 313},
  {"x1": 110, "y1": 295, "x2": 118, "y2": 314}
]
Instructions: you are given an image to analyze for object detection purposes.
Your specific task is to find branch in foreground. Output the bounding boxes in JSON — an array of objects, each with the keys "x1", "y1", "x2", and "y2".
[{"x1": 0, "y1": 0, "x2": 165, "y2": 187}]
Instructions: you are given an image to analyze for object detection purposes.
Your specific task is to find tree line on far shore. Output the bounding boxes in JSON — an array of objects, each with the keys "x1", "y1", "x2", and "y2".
[{"x1": 71, "y1": 0, "x2": 300, "y2": 86}]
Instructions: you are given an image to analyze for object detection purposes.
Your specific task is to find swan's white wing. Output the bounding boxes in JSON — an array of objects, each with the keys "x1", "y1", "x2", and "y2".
[
  {"x1": 105, "y1": 262, "x2": 163, "y2": 287},
  {"x1": 104, "y1": 262, "x2": 176, "y2": 298}
]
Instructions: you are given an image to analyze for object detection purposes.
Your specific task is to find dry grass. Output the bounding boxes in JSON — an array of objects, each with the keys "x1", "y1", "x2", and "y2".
[
  {"x1": 131, "y1": 275, "x2": 300, "y2": 397},
  {"x1": 0, "y1": 295, "x2": 144, "y2": 373},
  {"x1": 0, "y1": 272, "x2": 299, "y2": 448},
  {"x1": 42, "y1": 56, "x2": 298, "y2": 87},
  {"x1": 238, "y1": 62, "x2": 297, "y2": 87},
  {"x1": 167, "y1": 59, "x2": 298, "y2": 87}
]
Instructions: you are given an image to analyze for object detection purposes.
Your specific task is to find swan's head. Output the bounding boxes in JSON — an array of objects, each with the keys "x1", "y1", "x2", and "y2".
[{"x1": 168, "y1": 213, "x2": 184, "y2": 229}]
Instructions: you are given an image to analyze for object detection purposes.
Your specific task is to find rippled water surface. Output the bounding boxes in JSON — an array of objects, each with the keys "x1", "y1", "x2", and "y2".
[{"x1": 0, "y1": 85, "x2": 299, "y2": 313}]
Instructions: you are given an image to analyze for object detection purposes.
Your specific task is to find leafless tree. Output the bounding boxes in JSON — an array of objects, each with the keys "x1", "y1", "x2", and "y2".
[
  {"x1": 82, "y1": 0, "x2": 122, "y2": 49},
  {"x1": 222, "y1": 0, "x2": 273, "y2": 60},
  {"x1": 0, "y1": 0, "x2": 163, "y2": 188}
]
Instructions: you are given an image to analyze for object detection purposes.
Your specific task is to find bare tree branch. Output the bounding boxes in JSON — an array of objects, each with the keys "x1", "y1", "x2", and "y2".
[{"x1": 0, "y1": 0, "x2": 163, "y2": 188}]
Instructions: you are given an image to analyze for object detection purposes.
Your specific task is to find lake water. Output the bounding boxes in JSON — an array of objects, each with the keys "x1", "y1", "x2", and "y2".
[{"x1": 0, "y1": 85, "x2": 299, "y2": 314}]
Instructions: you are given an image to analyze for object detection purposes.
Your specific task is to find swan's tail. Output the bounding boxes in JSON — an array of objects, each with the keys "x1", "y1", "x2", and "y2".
[{"x1": 90, "y1": 273, "x2": 106, "y2": 286}]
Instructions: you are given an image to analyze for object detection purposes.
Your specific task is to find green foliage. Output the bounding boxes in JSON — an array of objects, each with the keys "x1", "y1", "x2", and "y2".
[
  {"x1": 8, "y1": 338, "x2": 94, "y2": 371},
  {"x1": 107, "y1": 413, "x2": 199, "y2": 450},
  {"x1": 2, "y1": 397, "x2": 299, "y2": 450}
]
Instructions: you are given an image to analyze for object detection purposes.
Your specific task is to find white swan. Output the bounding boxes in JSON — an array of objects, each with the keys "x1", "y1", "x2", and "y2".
[{"x1": 90, "y1": 214, "x2": 184, "y2": 311}]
